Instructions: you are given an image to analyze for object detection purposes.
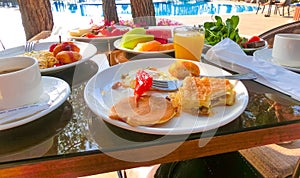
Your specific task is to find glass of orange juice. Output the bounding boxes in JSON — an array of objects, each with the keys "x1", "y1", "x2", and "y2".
[{"x1": 173, "y1": 26, "x2": 205, "y2": 61}]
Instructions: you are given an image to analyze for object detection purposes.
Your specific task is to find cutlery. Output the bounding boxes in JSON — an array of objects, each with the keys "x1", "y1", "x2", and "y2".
[
  {"x1": 152, "y1": 73, "x2": 257, "y2": 91},
  {"x1": 24, "y1": 41, "x2": 35, "y2": 52}
]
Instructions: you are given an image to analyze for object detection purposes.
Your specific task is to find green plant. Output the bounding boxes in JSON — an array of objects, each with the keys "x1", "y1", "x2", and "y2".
[{"x1": 204, "y1": 15, "x2": 247, "y2": 46}]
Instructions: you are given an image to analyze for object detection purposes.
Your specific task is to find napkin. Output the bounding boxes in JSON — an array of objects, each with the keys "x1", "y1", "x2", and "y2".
[{"x1": 205, "y1": 38, "x2": 300, "y2": 101}]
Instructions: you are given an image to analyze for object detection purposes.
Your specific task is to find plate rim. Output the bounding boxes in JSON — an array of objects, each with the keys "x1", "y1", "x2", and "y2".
[
  {"x1": 253, "y1": 48, "x2": 300, "y2": 72},
  {"x1": 84, "y1": 58, "x2": 249, "y2": 135},
  {"x1": 113, "y1": 39, "x2": 175, "y2": 54},
  {"x1": 0, "y1": 76, "x2": 71, "y2": 131}
]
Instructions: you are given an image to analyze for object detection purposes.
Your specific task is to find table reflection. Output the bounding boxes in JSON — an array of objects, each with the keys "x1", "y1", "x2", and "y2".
[{"x1": 0, "y1": 101, "x2": 72, "y2": 162}]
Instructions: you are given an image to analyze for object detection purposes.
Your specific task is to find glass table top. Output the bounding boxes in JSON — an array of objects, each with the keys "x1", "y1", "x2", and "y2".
[{"x1": 0, "y1": 53, "x2": 300, "y2": 169}]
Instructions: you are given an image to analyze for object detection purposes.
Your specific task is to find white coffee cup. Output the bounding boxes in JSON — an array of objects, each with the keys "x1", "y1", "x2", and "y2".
[
  {"x1": 0, "y1": 56, "x2": 43, "y2": 110},
  {"x1": 272, "y1": 34, "x2": 300, "y2": 67}
]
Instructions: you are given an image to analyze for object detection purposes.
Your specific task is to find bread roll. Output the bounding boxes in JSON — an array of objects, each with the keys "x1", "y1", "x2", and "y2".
[
  {"x1": 168, "y1": 60, "x2": 200, "y2": 80},
  {"x1": 56, "y1": 51, "x2": 82, "y2": 64}
]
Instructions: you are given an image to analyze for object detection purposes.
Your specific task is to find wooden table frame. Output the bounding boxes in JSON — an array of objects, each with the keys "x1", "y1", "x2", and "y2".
[{"x1": 1, "y1": 121, "x2": 300, "y2": 177}]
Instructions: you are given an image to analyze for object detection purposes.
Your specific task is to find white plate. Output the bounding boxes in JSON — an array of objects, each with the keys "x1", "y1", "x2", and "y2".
[
  {"x1": 84, "y1": 58, "x2": 249, "y2": 135},
  {"x1": 113, "y1": 39, "x2": 175, "y2": 54},
  {"x1": 0, "y1": 76, "x2": 71, "y2": 131},
  {"x1": 68, "y1": 26, "x2": 131, "y2": 42},
  {"x1": 0, "y1": 41, "x2": 97, "y2": 74},
  {"x1": 253, "y1": 48, "x2": 300, "y2": 72}
]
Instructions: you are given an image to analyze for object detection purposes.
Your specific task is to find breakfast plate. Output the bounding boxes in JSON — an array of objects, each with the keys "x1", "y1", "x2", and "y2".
[
  {"x1": 253, "y1": 48, "x2": 300, "y2": 72},
  {"x1": 0, "y1": 76, "x2": 71, "y2": 131},
  {"x1": 0, "y1": 41, "x2": 97, "y2": 74},
  {"x1": 113, "y1": 39, "x2": 175, "y2": 54},
  {"x1": 84, "y1": 58, "x2": 249, "y2": 135}
]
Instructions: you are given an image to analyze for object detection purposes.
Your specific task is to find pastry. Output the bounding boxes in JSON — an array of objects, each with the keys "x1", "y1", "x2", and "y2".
[
  {"x1": 168, "y1": 76, "x2": 236, "y2": 115},
  {"x1": 168, "y1": 60, "x2": 200, "y2": 80}
]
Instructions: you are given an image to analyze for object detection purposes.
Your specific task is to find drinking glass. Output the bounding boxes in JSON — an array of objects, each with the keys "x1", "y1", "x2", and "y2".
[{"x1": 173, "y1": 26, "x2": 205, "y2": 61}]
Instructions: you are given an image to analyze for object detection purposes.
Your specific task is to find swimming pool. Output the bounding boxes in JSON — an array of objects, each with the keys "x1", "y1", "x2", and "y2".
[{"x1": 76, "y1": 1, "x2": 257, "y2": 17}]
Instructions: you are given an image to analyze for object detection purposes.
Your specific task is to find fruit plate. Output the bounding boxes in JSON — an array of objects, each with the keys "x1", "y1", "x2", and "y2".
[
  {"x1": 67, "y1": 26, "x2": 131, "y2": 42},
  {"x1": 84, "y1": 58, "x2": 249, "y2": 135},
  {"x1": 113, "y1": 39, "x2": 174, "y2": 54},
  {"x1": 0, "y1": 41, "x2": 97, "y2": 74}
]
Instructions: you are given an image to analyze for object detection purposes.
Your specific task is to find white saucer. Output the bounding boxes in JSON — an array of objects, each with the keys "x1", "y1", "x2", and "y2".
[
  {"x1": 253, "y1": 48, "x2": 300, "y2": 72},
  {"x1": 0, "y1": 76, "x2": 71, "y2": 131}
]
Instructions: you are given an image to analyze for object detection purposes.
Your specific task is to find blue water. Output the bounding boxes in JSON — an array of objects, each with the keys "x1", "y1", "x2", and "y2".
[{"x1": 58, "y1": 1, "x2": 257, "y2": 17}]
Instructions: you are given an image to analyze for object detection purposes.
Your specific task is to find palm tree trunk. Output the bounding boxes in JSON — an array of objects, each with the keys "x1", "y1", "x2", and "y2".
[
  {"x1": 17, "y1": 0, "x2": 54, "y2": 40},
  {"x1": 102, "y1": 0, "x2": 119, "y2": 23},
  {"x1": 130, "y1": 0, "x2": 156, "y2": 26}
]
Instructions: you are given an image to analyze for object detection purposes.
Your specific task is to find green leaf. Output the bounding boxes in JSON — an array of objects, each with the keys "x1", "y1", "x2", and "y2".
[
  {"x1": 231, "y1": 15, "x2": 239, "y2": 29},
  {"x1": 203, "y1": 15, "x2": 242, "y2": 46}
]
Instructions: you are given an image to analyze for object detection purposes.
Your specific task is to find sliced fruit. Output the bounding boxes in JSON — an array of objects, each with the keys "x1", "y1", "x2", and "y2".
[
  {"x1": 125, "y1": 28, "x2": 146, "y2": 35},
  {"x1": 146, "y1": 29, "x2": 172, "y2": 40},
  {"x1": 158, "y1": 43, "x2": 174, "y2": 51},
  {"x1": 121, "y1": 34, "x2": 154, "y2": 49},
  {"x1": 134, "y1": 40, "x2": 161, "y2": 51}
]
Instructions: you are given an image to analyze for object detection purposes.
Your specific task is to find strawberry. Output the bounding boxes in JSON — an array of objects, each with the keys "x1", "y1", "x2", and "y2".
[{"x1": 49, "y1": 43, "x2": 58, "y2": 52}]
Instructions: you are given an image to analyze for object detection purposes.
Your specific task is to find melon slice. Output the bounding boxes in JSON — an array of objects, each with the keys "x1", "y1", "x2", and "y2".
[
  {"x1": 121, "y1": 34, "x2": 154, "y2": 49},
  {"x1": 125, "y1": 28, "x2": 147, "y2": 35}
]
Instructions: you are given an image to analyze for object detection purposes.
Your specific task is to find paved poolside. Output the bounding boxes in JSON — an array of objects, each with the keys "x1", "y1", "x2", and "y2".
[
  {"x1": 0, "y1": 2, "x2": 295, "y2": 50},
  {"x1": 169, "y1": 10, "x2": 294, "y2": 36}
]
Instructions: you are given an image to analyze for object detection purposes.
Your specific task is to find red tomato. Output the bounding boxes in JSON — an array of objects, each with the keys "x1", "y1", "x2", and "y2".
[
  {"x1": 134, "y1": 70, "x2": 153, "y2": 104},
  {"x1": 54, "y1": 63, "x2": 63, "y2": 67},
  {"x1": 247, "y1": 36, "x2": 260, "y2": 43}
]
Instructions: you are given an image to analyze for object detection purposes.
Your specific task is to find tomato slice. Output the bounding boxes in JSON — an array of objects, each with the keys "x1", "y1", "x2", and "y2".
[
  {"x1": 247, "y1": 36, "x2": 261, "y2": 43},
  {"x1": 134, "y1": 70, "x2": 153, "y2": 104}
]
